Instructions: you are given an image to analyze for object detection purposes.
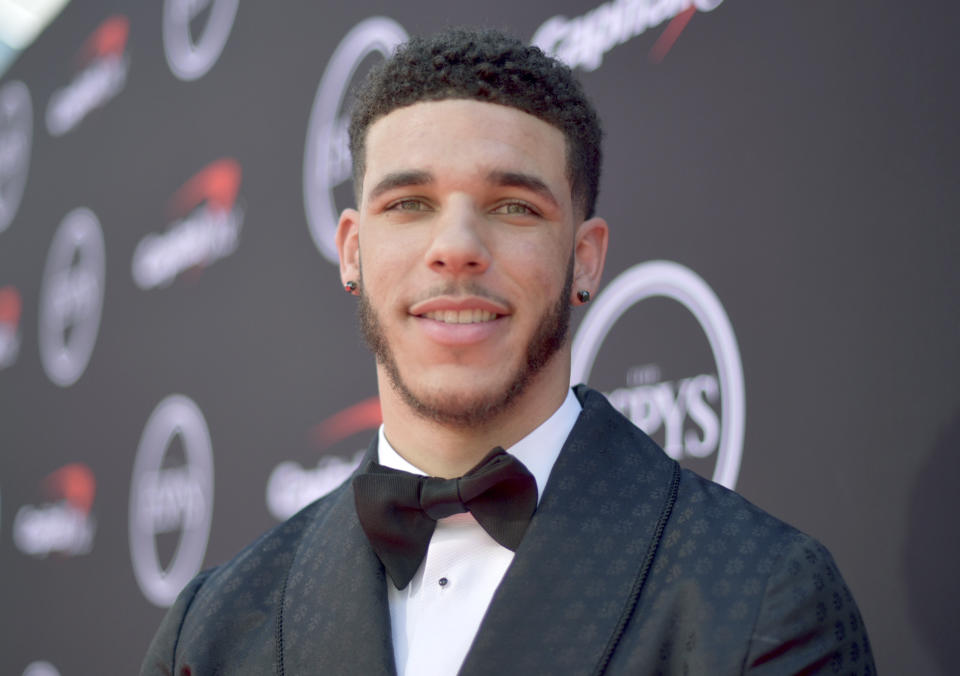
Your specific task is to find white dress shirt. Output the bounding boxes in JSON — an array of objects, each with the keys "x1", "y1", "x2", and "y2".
[{"x1": 377, "y1": 389, "x2": 582, "y2": 676}]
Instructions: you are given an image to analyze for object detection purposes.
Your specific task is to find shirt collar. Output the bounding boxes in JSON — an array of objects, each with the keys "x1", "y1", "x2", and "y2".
[{"x1": 377, "y1": 388, "x2": 582, "y2": 504}]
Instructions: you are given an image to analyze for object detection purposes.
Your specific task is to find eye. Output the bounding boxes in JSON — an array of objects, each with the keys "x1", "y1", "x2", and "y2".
[
  {"x1": 387, "y1": 198, "x2": 430, "y2": 212},
  {"x1": 491, "y1": 201, "x2": 538, "y2": 217}
]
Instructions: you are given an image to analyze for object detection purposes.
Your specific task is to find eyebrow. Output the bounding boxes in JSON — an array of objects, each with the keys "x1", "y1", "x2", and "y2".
[
  {"x1": 365, "y1": 168, "x2": 560, "y2": 210},
  {"x1": 366, "y1": 170, "x2": 434, "y2": 204},
  {"x1": 487, "y1": 170, "x2": 559, "y2": 210}
]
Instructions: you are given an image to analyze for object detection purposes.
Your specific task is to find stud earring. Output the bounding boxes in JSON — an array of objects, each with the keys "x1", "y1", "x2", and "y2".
[
  {"x1": 576, "y1": 289, "x2": 591, "y2": 303},
  {"x1": 344, "y1": 281, "x2": 358, "y2": 294}
]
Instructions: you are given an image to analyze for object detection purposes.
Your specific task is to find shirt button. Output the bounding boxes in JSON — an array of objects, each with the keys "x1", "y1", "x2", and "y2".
[{"x1": 438, "y1": 577, "x2": 449, "y2": 588}]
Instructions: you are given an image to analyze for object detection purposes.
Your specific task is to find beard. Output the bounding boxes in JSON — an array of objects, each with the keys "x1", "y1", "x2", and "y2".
[{"x1": 357, "y1": 257, "x2": 573, "y2": 428}]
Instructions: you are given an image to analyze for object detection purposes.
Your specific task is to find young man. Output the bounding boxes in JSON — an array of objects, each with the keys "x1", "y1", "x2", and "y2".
[{"x1": 143, "y1": 29, "x2": 874, "y2": 675}]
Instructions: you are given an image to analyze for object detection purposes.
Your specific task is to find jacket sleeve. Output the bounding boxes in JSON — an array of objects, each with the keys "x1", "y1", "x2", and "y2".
[
  {"x1": 139, "y1": 570, "x2": 214, "y2": 676},
  {"x1": 743, "y1": 533, "x2": 876, "y2": 675}
]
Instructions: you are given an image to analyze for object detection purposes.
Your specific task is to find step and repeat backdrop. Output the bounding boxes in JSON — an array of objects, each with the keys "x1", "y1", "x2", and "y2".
[{"x1": 1, "y1": 1, "x2": 957, "y2": 673}]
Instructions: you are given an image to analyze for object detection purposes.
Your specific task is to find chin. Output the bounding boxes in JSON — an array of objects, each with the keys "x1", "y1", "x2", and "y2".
[{"x1": 387, "y1": 363, "x2": 525, "y2": 428}]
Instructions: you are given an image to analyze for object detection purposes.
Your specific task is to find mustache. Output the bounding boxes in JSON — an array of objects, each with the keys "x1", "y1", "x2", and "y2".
[
  {"x1": 357, "y1": 259, "x2": 510, "y2": 309},
  {"x1": 407, "y1": 282, "x2": 511, "y2": 310}
]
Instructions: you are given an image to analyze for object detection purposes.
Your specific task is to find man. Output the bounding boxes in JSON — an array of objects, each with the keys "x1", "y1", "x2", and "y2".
[{"x1": 142, "y1": 28, "x2": 874, "y2": 675}]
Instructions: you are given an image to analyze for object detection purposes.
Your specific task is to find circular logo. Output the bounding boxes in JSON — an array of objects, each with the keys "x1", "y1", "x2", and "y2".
[
  {"x1": 162, "y1": 0, "x2": 239, "y2": 81},
  {"x1": 0, "y1": 80, "x2": 33, "y2": 234},
  {"x1": 303, "y1": 16, "x2": 407, "y2": 263},
  {"x1": 571, "y1": 260, "x2": 745, "y2": 488},
  {"x1": 129, "y1": 394, "x2": 214, "y2": 607},
  {"x1": 695, "y1": 0, "x2": 725, "y2": 10},
  {"x1": 22, "y1": 662, "x2": 60, "y2": 676},
  {"x1": 38, "y1": 208, "x2": 106, "y2": 387}
]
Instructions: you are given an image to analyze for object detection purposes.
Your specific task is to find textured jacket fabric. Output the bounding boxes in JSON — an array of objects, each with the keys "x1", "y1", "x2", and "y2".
[{"x1": 141, "y1": 386, "x2": 875, "y2": 675}]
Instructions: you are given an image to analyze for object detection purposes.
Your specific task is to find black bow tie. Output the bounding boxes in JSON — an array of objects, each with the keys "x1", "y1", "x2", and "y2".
[{"x1": 352, "y1": 447, "x2": 537, "y2": 589}]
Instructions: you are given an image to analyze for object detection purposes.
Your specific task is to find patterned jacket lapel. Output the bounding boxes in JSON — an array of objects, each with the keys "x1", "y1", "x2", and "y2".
[
  {"x1": 279, "y1": 439, "x2": 397, "y2": 675},
  {"x1": 460, "y1": 387, "x2": 680, "y2": 675}
]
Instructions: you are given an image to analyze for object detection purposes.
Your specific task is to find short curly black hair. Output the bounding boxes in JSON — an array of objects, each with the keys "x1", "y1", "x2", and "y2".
[{"x1": 348, "y1": 28, "x2": 602, "y2": 220}]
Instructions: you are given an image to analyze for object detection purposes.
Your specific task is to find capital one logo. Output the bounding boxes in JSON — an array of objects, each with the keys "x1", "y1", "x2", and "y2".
[
  {"x1": 0, "y1": 80, "x2": 33, "y2": 234},
  {"x1": 132, "y1": 158, "x2": 243, "y2": 289},
  {"x1": 571, "y1": 260, "x2": 745, "y2": 488},
  {"x1": 129, "y1": 394, "x2": 214, "y2": 607},
  {"x1": 533, "y1": 0, "x2": 725, "y2": 71},
  {"x1": 38, "y1": 208, "x2": 106, "y2": 387},
  {"x1": 303, "y1": 16, "x2": 408, "y2": 263},
  {"x1": 13, "y1": 463, "x2": 97, "y2": 558},
  {"x1": 266, "y1": 396, "x2": 380, "y2": 521},
  {"x1": 46, "y1": 15, "x2": 130, "y2": 136},
  {"x1": 163, "y1": 0, "x2": 239, "y2": 81}
]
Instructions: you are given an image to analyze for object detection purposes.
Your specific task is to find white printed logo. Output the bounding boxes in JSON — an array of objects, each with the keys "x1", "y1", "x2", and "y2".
[
  {"x1": 13, "y1": 463, "x2": 97, "y2": 558},
  {"x1": 131, "y1": 158, "x2": 244, "y2": 290},
  {"x1": 163, "y1": 0, "x2": 239, "y2": 81},
  {"x1": 38, "y1": 208, "x2": 106, "y2": 387},
  {"x1": 266, "y1": 450, "x2": 365, "y2": 521},
  {"x1": 0, "y1": 80, "x2": 33, "y2": 233},
  {"x1": 13, "y1": 502, "x2": 96, "y2": 557},
  {"x1": 533, "y1": 0, "x2": 724, "y2": 71},
  {"x1": 571, "y1": 260, "x2": 745, "y2": 488},
  {"x1": 303, "y1": 16, "x2": 408, "y2": 263},
  {"x1": 129, "y1": 394, "x2": 214, "y2": 607},
  {"x1": 45, "y1": 15, "x2": 130, "y2": 137}
]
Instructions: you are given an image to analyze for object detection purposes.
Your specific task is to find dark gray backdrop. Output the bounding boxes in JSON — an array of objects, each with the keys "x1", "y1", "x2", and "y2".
[{"x1": 1, "y1": 1, "x2": 957, "y2": 674}]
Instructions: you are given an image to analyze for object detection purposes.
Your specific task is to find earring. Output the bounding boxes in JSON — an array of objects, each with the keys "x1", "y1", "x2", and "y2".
[
  {"x1": 576, "y1": 289, "x2": 591, "y2": 303},
  {"x1": 344, "y1": 281, "x2": 358, "y2": 294}
]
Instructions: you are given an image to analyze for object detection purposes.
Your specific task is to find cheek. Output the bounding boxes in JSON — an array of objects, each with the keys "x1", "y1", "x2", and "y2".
[
  {"x1": 359, "y1": 233, "x2": 410, "y2": 285},
  {"x1": 499, "y1": 237, "x2": 570, "y2": 288}
]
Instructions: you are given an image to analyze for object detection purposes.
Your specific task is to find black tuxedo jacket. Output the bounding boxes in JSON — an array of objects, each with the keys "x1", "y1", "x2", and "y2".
[{"x1": 142, "y1": 387, "x2": 874, "y2": 675}]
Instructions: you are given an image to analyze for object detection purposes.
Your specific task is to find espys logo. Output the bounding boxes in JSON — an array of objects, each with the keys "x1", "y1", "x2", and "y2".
[
  {"x1": 0, "y1": 80, "x2": 32, "y2": 234},
  {"x1": 266, "y1": 396, "x2": 380, "y2": 520},
  {"x1": 571, "y1": 260, "x2": 745, "y2": 488},
  {"x1": 46, "y1": 15, "x2": 130, "y2": 137},
  {"x1": 303, "y1": 16, "x2": 408, "y2": 263},
  {"x1": 533, "y1": 0, "x2": 725, "y2": 70},
  {"x1": 129, "y1": 394, "x2": 214, "y2": 607},
  {"x1": 38, "y1": 208, "x2": 106, "y2": 387},
  {"x1": 163, "y1": 0, "x2": 239, "y2": 81},
  {"x1": 0, "y1": 285, "x2": 22, "y2": 369},
  {"x1": 132, "y1": 158, "x2": 243, "y2": 290},
  {"x1": 13, "y1": 464, "x2": 97, "y2": 558}
]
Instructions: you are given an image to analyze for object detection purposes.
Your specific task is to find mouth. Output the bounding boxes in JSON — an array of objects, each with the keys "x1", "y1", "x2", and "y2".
[
  {"x1": 420, "y1": 309, "x2": 499, "y2": 324},
  {"x1": 408, "y1": 297, "x2": 509, "y2": 346}
]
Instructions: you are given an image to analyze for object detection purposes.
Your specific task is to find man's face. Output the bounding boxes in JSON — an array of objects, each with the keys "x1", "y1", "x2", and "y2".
[{"x1": 339, "y1": 99, "x2": 583, "y2": 427}]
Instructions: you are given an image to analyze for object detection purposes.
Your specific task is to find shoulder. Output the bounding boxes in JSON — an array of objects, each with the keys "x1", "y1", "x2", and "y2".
[
  {"x1": 575, "y1": 384, "x2": 824, "y2": 553},
  {"x1": 668, "y1": 467, "x2": 848, "y2": 621},
  {"x1": 193, "y1": 480, "x2": 350, "y2": 605},
  {"x1": 657, "y1": 460, "x2": 873, "y2": 670},
  {"x1": 574, "y1": 386, "x2": 874, "y2": 672},
  {"x1": 669, "y1": 472, "x2": 875, "y2": 673},
  {"x1": 140, "y1": 482, "x2": 351, "y2": 674}
]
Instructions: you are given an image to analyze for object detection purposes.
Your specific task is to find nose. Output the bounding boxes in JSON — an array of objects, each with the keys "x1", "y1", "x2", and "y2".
[{"x1": 423, "y1": 197, "x2": 491, "y2": 276}]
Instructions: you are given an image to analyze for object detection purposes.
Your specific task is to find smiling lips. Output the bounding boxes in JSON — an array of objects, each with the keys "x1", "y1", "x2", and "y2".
[
  {"x1": 410, "y1": 296, "x2": 508, "y2": 323},
  {"x1": 410, "y1": 298, "x2": 508, "y2": 344},
  {"x1": 421, "y1": 309, "x2": 498, "y2": 324}
]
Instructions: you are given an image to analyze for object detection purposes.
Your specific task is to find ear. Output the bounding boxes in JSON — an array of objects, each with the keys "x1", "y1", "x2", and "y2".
[
  {"x1": 336, "y1": 208, "x2": 361, "y2": 289},
  {"x1": 571, "y1": 216, "x2": 609, "y2": 304}
]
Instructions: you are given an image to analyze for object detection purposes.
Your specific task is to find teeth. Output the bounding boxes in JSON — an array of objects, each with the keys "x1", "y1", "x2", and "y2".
[{"x1": 423, "y1": 309, "x2": 497, "y2": 324}]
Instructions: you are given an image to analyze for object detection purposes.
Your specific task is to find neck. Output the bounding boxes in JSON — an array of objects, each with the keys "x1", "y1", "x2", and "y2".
[{"x1": 377, "y1": 358, "x2": 571, "y2": 478}]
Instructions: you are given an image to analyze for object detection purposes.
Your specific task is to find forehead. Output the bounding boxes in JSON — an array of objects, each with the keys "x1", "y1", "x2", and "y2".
[{"x1": 361, "y1": 99, "x2": 569, "y2": 202}]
